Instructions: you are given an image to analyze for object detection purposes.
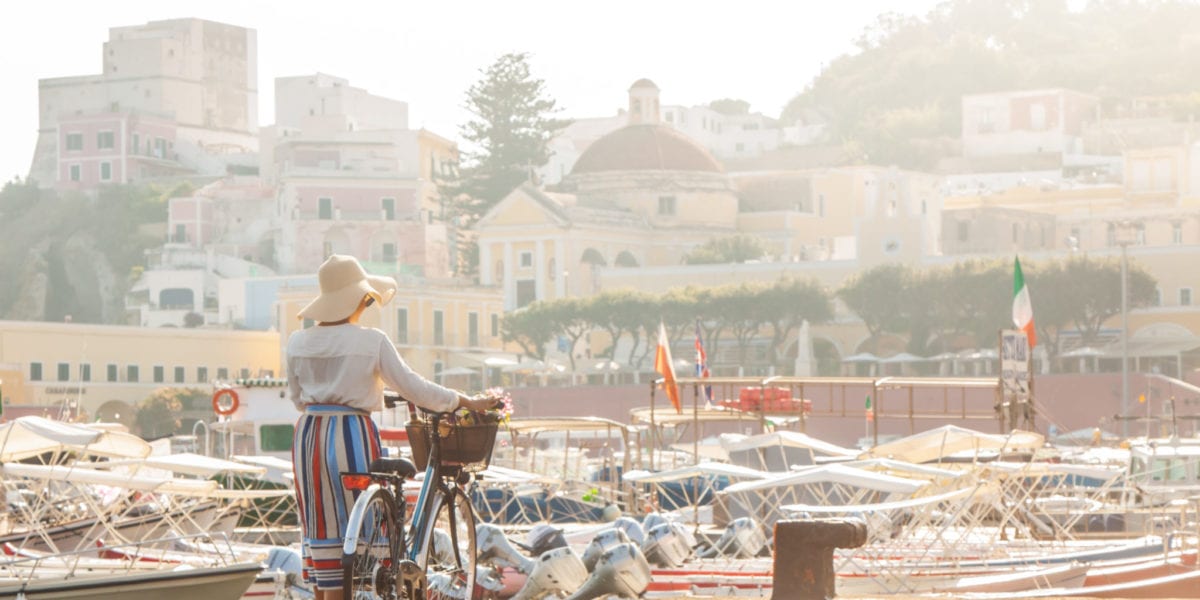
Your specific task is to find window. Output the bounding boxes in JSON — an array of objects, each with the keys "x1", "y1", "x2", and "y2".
[
  {"x1": 1182, "y1": 288, "x2": 1193, "y2": 307},
  {"x1": 322, "y1": 241, "x2": 333, "y2": 258},
  {"x1": 1135, "y1": 223, "x2": 1146, "y2": 245},
  {"x1": 153, "y1": 366, "x2": 164, "y2": 383},
  {"x1": 818, "y1": 194, "x2": 825, "y2": 217},
  {"x1": 491, "y1": 314, "x2": 499, "y2": 337},
  {"x1": 240, "y1": 368, "x2": 250, "y2": 380},
  {"x1": 957, "y1": 221, "x2": 970, "y2": 243},
  {"x1": 548, "y1": 258, "x2": 557, "y2": 280},
  {"x1": 433, "y1": 310, "x2": 444, "y2": 345},
  {"x1": 735, "y1": 142, "x2": 745, "y2": 152},
  {"x1": 80, "y1": 363, "x2": 91, "y2": 382},
  {"x1": 127, "y1": 365, "x2": 139, "y2": 383},
  {"x1": 318, "y1": 197, "x2": 333, "y2": 220},
  {"x1": 382, "y1": 197, "x2": 395, "y2": 220},
  {"x1": 174, "y1": 366, "x2": 185, "y2": 383},
  {"x1": 1173, "y1": 222, "x2": 1184, "y2": 245},
  {"x1": 658, "y1": 196, "x2": 677, "y2": 216},
  {"x1": 174, "y1": 224, "x2": 187, "y2": 243},
  {"x1": 1107, "y1": 223, "x2": 1117, "y2": 247},
  {"x1": 197, "y1": 367, "x2": 208, "y2": 383},
  {"x1": 159, "y1": 288, "x2": 194, "y2": 310},
  {"x1": 30, "y1": 362, "x2": 42, "y2": 381},
  {"x1": 107, "y1": 364, "x2": 118, "y2": 382},
  {"x1": 66, "y1": 133, "x2": 83, "y2": 151},
  {"x1": 396, "y1": 308, "x2": 408, "y2": 343},
  {"x1": 96, "y1": 131, "x2": 114, "y2": 149},
  {"x1": 260, "y1": 425, "x2": 295, "y2": 452},
  {"x1": 99, "y1": 161, "x2": 112, "y2": 181},
  {"x1": 1012, "y1": 223, "x2": 1020, "y2": 243},
  {"x1": 1030, "y1": 104, "x2": 1047, "y2": 131},
  {"x1": 382, "y1": 243, "x2": 396, "y2": 263},
  {"x1": 57, "y1": 363, "x2": 70, "y2": 381},
  {"x1": 469, "y1": 312, "x2": 479, "y2": 347},
  {"x1": 887, "y1": 199, "x2": 897, "y2": 217},
  {"x1": 132, "y1": 133, "x2": 140, "y2": 154},
  {"x1": 519, "y1": 251, "x2": 533, "y2": 268},
  {"x1": 217, "y1": 367, "x2": 229, "y2": 380},
  {"x1": 69, "y1": 164, "x2": 81, "y2": 182}
]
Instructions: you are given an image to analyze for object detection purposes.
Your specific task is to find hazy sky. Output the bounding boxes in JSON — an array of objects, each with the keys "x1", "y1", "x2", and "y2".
[{"x1": 0, "y1": 0, "x2": 943, "y2": 181}]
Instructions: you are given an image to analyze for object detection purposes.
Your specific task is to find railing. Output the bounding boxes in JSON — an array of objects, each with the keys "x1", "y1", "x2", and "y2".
[{"x1": 0, "y1": 532, "x2": 242, "y2": 581}]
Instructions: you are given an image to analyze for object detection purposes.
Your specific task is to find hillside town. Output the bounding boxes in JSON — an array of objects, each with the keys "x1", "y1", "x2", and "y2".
[
  {"x1": 10, "y1": 6, "x2": 1200, "y2": 600},
  {"x1": 1, "y1": 14, "x2": 1199, "y2": 440}
]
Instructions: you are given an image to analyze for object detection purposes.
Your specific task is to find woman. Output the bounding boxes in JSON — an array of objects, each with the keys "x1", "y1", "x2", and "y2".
[{"x1": 287, "y1": 254, "x2": 495, "y2": 600}]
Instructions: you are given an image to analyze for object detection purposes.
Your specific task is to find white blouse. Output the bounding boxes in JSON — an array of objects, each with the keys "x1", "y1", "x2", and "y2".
[{"x1": 286, "y1": 324, "x2": 459, "y2": 414}]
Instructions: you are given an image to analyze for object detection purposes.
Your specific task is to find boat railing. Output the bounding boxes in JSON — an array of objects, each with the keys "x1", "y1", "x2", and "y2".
[{"x1": 0, "y1": 531, "x2": 242, "y2": 582}]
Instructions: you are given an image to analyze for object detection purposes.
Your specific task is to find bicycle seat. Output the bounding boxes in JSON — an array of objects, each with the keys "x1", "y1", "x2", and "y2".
[{"x1": 370, "y1": 457, "x2": 417, "y2": 479}]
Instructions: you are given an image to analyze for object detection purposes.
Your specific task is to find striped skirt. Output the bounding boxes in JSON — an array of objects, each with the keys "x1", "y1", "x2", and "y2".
[{"x1": 292, "y1": 404, "x2": 381, "y2": 590}]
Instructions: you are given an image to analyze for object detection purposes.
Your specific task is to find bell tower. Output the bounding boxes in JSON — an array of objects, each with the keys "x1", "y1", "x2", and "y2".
[{"x1": 628, "y1": 79, "x2": 660, "y2": 125}]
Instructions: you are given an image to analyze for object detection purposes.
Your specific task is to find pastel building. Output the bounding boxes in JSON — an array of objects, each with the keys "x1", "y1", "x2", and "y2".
[
  {"x1": 0, "y1": 320, "x2": 279, "y2": 426},
  {"x1": 32, "y1": 18, "x2": 258, "y2": 187},
  {"x1": 961, "y1": 88, "x2": 1100, "y2": 158},
  {"x1": 261, "y1": 74, "x2": 458, "y2": 276}
]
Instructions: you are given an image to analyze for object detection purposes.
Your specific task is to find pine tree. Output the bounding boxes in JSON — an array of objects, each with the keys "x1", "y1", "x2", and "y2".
[{"x1": 442, "y1": 53, "x2": 568, "y2": 272}]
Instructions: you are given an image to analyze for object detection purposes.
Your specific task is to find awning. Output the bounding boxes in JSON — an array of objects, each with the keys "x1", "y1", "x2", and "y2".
[
  {"x1": 1099, "y1": 337, "x2": 1200, "y2": 359},
  {"x1": 450, "y1": 351, "x2": 519, "y2": 368}
]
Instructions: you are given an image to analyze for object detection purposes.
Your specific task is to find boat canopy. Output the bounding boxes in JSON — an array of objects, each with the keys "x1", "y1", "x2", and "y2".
[
  {"x1": 622, "y1": 461, "x2": 768, "y2": 483},
  {"x1": 721, "y1": 431, "x2": 857, "y2": 458},
  {"x1": 781, "y1": 484, "x2": 979, "y2": 515},
  {"x1": 0, "y1": 416, "x2": 151, "y2": 462},
  {"x1": 628, "y1": 406, "x2": 756, "y2": 427},
  {"x1": 2, "y1": 463, "x2": 220, "y2": 495},
  {"x1": 723, "y1": 463, "x2": 928, "y2": 494},
  {"x1": 88, "y1": 452, "x2": 268, "y2": 478},
  {"x1": 859, "y1": 425, "x2": 1044, "y2": 464},
  {"x1": 844, "y1": 458, "x2": 966, "y2": 480},
  {"x1": 503, "y1": 417, "x2": 630, "y2": 435}
]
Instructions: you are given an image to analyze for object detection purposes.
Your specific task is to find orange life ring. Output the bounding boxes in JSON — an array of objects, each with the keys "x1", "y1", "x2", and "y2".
[{"x1": 212, "y1": 388, "x2": 240, "y2": 416}]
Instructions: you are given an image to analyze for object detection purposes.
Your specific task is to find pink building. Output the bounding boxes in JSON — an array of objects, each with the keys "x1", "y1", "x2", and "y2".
[{"x1": 55, "y1": 111, "x2": 185, "y2": 190}]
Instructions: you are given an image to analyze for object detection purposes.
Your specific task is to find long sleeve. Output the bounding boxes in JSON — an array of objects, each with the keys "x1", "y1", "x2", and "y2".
[{"x1": 376, "y1": 333, "x2": 460, "y2": 413}]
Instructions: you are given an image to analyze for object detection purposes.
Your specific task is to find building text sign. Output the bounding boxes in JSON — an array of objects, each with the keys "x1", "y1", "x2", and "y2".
[{"x1": 1000, "y1": 329, "x2": 1030, "y2": 398}]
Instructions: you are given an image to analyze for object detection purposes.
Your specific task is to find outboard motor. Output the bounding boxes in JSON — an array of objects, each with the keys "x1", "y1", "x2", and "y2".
[
  {"x1": 509, "y1": 546, "x2": 589, "y2": 600},
  {"x1": 477, "y1": 523, "x2": 535, "y2": 573},
  {"x1": 698, "y1": 517, "x2": 767, "y2": 559},
  {"x1": 611, "y1": 516, "x2": 645, "y2": 546},
  {"x1": 581, "y1": 528, "x2": 630, "y2": 572},
  {"x1": 263, "y1": 546, "x2": 311, "y2": 598},
  {"x1": 641, "y1": 511, "x2": 668, "y2": 533},
  {"x1": 428, "y1": 568, "x2": 502, "y2": 600},
  {"x1": 519, "y1": 524, "x2": 568, "y2": 557},
  {"x1": 430, "y1": 528, "x2": 456, "y2": 566},
  {"x1": 641, "y1": 521, "x2": 694, "y2": 568},
  {"x1": 564, "y1": 543, "x2": 652, "y2": 600}
]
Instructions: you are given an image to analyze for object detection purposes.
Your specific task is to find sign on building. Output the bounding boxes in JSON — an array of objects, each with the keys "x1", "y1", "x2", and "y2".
[{"x1": 1000, "y1": 329, "x2": 1030, "y2": 398}]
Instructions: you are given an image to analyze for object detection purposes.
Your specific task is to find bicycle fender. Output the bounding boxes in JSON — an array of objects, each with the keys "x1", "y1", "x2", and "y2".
[{"x1": 341, "y1": 483, "x2": 385, "y2": 555}]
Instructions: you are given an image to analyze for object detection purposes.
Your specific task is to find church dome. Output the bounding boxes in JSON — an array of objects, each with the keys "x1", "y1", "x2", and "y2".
[{"x1": 571, "y1": 124, "x2": 723, "y2": 174}]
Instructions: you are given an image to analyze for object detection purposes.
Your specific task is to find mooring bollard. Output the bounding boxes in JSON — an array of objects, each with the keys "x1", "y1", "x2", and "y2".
[{"x1": 770, "y1": 519, "x2": 867, "y2": 600}]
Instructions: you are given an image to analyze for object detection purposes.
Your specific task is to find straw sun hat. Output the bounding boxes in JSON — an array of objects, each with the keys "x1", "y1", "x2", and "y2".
[{"x1": 298, "y1": 254, "x2": 398, "y2": 322}]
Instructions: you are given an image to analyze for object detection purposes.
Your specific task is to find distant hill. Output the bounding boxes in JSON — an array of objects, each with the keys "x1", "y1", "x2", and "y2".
[{"x1": 781, "y1": 0, "x2": 1200, "y2": 169}]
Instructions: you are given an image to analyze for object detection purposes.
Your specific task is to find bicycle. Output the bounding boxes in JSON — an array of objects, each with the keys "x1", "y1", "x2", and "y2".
[{"x1": 340, "y1": 392, "x2": 502, "y2": 600}]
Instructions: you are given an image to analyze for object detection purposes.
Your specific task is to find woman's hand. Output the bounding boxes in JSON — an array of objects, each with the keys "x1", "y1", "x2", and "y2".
[{"x1": 457, "y1": 393, "x2": 502, "y2": 412}]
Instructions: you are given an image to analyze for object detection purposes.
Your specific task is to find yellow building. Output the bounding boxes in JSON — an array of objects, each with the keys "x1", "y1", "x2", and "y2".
[
  {"x1": 275, "y1": 278, "x2": 510, "y2": 388},
  {"x1": 0, "y1": 320, "x2": 279, "y2": 424}
]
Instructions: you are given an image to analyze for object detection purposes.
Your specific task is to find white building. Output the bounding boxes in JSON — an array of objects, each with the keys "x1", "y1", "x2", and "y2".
[{"x1": 31, "y1": 18, "x2": 259, "y2": 184}]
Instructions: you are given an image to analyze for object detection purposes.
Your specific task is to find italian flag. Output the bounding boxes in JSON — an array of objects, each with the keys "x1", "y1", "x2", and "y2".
[{"x1": 1012, "y1": 257, "x2": 1037, "y2": 348}]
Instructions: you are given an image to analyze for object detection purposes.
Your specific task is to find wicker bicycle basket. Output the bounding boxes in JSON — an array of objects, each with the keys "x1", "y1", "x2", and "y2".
[{"x1": 406, "y1": 419, "x2": 499, "y2": 472}]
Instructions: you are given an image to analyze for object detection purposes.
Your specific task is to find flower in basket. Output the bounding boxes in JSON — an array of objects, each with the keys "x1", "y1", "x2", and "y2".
[{"x1": 450, "y1": 387, "x2": 514, "y2": 425}]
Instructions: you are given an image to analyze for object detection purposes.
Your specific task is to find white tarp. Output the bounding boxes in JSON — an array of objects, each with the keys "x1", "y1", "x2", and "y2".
[
  {"x1": 623, "y1": 461, "x2": 768, "y2": 483},
  {"x1": 2, "y1": 463, "x2": 219, "y2": 495},
  {"x1": 723, "y1": 463, "x2": 928, "y2": 495},
  {"x1": 858, "y1": 425, "x2": 1044, "y2": 464},
  {"x1": 781, "y1": 484, "x2": 981, "y2": 515},
  {"x1": 722, "y1": 431, "x2": 858, "y2": 457},
  {"x1": 94, "y1": 453, "x2": 267, "y2": 478},
  {"x1": 0, "y1": 416, "x2": 152, "y2": 462}
]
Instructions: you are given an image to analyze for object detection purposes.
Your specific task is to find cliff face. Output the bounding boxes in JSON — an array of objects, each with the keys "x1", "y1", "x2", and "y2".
[{"x1": 0, "y1": 184, "x2": 163, "y2": 324}]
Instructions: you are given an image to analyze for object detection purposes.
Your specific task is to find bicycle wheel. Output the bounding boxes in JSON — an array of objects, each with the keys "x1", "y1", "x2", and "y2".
[
  {"x1": 421, "y1": 488, "x2": 477, "y2": 600},
  {"x1": 342, "y1": 487, "x2": 401, "y2": 600}
]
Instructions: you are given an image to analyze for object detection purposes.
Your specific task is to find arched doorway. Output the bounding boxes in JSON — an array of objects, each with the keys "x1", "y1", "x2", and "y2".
[
  {"x1": 95, "y1": 400, "x2": 135, "y2": 427},
  {"x1": 614, "y1": 251, "x2": 639, "y2": 267}
]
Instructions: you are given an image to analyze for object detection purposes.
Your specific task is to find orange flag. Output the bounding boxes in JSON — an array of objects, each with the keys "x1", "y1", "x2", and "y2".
[{"x1": 655, "y1": 322, "x2": 682, "y2": 414}]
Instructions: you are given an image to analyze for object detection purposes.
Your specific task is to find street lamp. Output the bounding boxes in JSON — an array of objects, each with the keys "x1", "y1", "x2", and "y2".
[{"x1": 1114, "y1": 220, "x2": 1138, "y2": 438}]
